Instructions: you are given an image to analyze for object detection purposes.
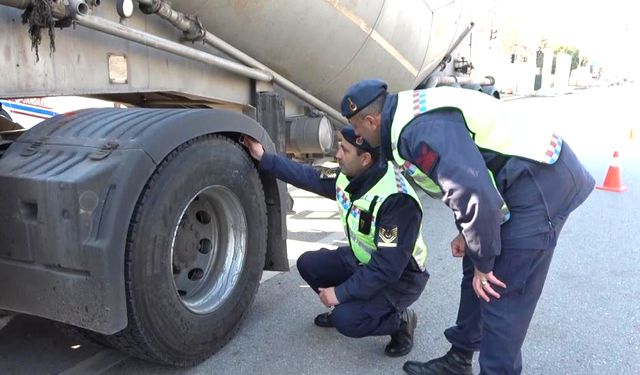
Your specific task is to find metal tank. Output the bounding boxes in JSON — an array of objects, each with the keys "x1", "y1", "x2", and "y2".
[{"x1": 170, "y1": 0, "x2": 468, "y2": 109}]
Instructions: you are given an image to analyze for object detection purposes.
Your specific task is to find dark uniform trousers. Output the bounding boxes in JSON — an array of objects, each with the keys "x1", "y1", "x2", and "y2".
[
  {"x1": 445, "y1": 218, "x2": 567, "y2": 375},
  {"x1": 442, "y1": 140, "x2": 593, "y2": 375},
  {"x1": 297, "y1": 246, "x2": 409, "y2": 338}
]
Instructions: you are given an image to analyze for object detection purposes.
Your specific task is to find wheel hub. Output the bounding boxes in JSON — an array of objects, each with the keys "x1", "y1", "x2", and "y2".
[{"x1": 170, "y1": 186, "x2": 247, "y2": 314}]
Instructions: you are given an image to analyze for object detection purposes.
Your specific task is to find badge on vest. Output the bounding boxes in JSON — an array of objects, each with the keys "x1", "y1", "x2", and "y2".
[
  {"x1": 358, "y1": 210, "x2": 373, "y2": 234},
  {"x1": 378, "y1": 226, "x2": 398, "y2": 248}
]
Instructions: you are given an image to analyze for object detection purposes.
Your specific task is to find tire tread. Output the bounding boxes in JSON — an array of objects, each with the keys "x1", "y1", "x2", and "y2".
[{"x1": 100, "y1": 134, "x2": 266, "y2": 366}]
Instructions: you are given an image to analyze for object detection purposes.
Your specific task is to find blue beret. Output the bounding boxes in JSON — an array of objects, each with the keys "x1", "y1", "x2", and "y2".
[
  {"x1": 341, "y1": 79, "x2": 388, "y2": 118},
  {"x1": 340, "y1": 127, "x2": 378, "y2": 158}
]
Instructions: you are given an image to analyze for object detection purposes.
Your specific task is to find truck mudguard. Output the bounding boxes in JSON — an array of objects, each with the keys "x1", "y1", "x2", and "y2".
[{"x1": 0, "y1": 108, "x2": 287, "y2": 334}]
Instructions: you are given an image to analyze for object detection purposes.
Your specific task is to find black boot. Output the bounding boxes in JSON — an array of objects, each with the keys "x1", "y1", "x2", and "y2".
[
  {"x1": 402, "y1": 346, "x2": 473, "y2": 375},
  {"x1": 313, "y1": 312, "x2": 334, "y2": 328},
  {"x1": 385, "y1": 309, "x2": 417, "y2": 357}
]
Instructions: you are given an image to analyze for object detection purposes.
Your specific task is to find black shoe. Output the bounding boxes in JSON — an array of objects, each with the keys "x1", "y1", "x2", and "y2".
[
  {"x1": 385, "y1": 309, "x2": 417, "y2": 357},
  {"x1": 402, "y1": 346, "x2": 473, "y2": 375},
  {"x1": 314, "y1": 312, "x2": 334, "y2": 328}
]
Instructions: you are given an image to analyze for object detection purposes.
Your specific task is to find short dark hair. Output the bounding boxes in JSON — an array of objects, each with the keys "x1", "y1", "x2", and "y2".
[
  {"x1": 354, "y1": 146, "x2": 378, "y2": 161},
  {"x1": 355, "y1": 93, "x2": 386, "y2": 119}
]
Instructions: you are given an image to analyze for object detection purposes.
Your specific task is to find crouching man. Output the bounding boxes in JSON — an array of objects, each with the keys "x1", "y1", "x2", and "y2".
[{"x1": 243, "y1": 127, "x2": 429, "y2": 357}]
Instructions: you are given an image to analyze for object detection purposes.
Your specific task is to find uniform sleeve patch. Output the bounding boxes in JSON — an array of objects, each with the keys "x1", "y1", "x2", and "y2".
[
  {"x1": 378, "y1": 226, "x2": 398, "y2": 248},
  {"x1": 415, "y1": 142, "x2": 439, "y2": 176}
]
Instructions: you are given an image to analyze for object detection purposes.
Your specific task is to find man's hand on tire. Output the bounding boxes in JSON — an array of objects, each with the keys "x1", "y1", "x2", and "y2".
[{"x1": 241, "y1": 136, "x2": 264, "y2": 161}]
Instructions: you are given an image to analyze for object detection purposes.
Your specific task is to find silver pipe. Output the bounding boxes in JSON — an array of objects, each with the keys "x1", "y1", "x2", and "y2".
[
  {"x1": 424, "y1": 76, "x2": 439, "y2": 89},
  {"x1": 418, "y1": 22, "x2": 477, "y2": 89},
  {"x1": 426, "y1": 75, "x2": 495, "y2": 88},
  {"x1": 201, "y1": 32, "x2": 346, "y2": 125},
  {"x1": 69, "y1": 0, "x2": 89, "y2": 15},
  {"x1": 449, "y1": 22, "x2": 475, "y2": 57},
  {"x1": 0, "y1": 0, "x2": 30, "y2": 8},
  {"x1": 437, "y1": 76, "x2": 495, "y2": 86},
  {"x1": 135, "y1": 0, "x2": 346, "y2": 124},
  {"x1": 0, "y1": 0, "x2": 89, "y2": 19},
  {"x1": 434, "y1": 23, "x2": 475, "y2": 74},
  {"x1": 74, "y1": 14, "x2": 272, "y2": 82}
]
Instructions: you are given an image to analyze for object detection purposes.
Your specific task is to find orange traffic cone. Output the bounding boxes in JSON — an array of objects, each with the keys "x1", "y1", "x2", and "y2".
[{"x1": 596, "y1": 151, "x2": 627, "y2": 192}]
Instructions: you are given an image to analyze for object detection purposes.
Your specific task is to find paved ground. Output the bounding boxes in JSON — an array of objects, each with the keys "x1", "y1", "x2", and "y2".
[{"x1": 1, "y1": 84, "x2": 638, "y2": 374}]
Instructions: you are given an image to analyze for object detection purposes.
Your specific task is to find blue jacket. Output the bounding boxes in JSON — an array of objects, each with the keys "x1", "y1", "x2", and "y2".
[
  {"x1": 381, "y1": 93, "x2": 595, "y2": 272},
  {"x1": 259, "y1": 153, "x2": 428, "y2": 305}
]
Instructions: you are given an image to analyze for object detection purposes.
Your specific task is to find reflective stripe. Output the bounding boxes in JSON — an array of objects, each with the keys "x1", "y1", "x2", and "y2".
[
  {"x1": 378, "y1": 243, "x2": 397, "y2": 248},
  {"x1": 0, "y1": 100, "x2": 58, "y2": 118},
  {"x1": 545, "y1": 134, "x2": 563, "y2": 163},
  {"x1": 400, "y1": 160, "x2": 442, "y2": 198},
  {"x1": 348, "y1": 233, "x2": 377, "y2": 254}
]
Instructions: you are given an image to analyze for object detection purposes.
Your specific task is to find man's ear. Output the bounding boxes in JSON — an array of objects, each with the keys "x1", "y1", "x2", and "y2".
[
  {"x1": 374, "y1": 113, "x2": 383, "y2": 129},
  {"x1": 361, "y1": 152, "x2": 373, "y2": 168},
  {"x1": 365, "y1": 113, "x2": 381, "y2": 131}
]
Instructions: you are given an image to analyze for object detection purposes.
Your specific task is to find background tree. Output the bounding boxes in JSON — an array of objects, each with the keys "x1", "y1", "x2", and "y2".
[{"x1": 555, "y1": 45, "x2": 581, "y2": 70}]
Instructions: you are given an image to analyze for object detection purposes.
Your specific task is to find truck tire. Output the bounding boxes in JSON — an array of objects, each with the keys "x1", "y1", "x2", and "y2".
[{"x1": 103, "y1": 134, "x2": 267, "y2": 366}]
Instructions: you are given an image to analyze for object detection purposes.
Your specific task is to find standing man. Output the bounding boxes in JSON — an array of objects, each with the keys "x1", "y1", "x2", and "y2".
[
  {"x1": 340, "y1": 79, "x2": 594, "y2": 374},
  {"x1": 243, "y1": 127, "x2": 429, "y2": 357}
]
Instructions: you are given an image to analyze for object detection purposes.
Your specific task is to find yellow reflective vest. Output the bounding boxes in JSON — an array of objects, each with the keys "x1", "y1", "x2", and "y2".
[
  {"x1": 389, "y1": 87, "x2": 563, "y2": 222},
  {"x1": 335, "y1": 163, "x2": 427, "y2": 271}
]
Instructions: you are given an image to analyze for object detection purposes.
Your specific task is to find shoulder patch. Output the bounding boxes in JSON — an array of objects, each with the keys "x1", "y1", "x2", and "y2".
[
  {"x1": 378, "y1": 226, "x2": 398, "y2": 248},
  {"x1": 319, "y1": 166, "x2": 339, "y2": 179},
  {"x1": 415, "y1": 142, "x2": 439, "y2": 175}
]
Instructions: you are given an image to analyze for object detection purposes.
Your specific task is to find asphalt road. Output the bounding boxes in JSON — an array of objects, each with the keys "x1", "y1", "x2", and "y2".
[{"x1": 1, "y1": 84, "x2": 638, "y2": 374}]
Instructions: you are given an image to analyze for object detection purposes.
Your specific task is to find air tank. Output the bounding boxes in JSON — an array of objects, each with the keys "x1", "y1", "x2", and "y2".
[{"x1": 169, "y1": 0, "x2": 468, "y2": 109}]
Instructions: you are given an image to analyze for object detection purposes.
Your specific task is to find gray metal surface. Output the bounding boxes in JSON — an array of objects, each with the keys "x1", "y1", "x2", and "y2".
[
  {"x1": 0, "y1": 4, "x2": 253, "y2": 105},
  {"x1": 131, "y1": 0, "x2": 347, "y2": 124},
  {"x1": 75, "y1": 13, "x2": 271, "y2": 82},
  {"x1": 84, "y1": 11, "x2": 272, "y2": 82},
  {"x1": 0, "y1": 0, "x2": 467, "y2": 111},
  {"x1": 172, "y1": 0, "x2": 466, "y2": 108}
]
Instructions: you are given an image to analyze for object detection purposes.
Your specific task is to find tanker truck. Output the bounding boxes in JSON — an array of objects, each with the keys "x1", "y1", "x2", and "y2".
[{"x1": 0, "y1": 0, "x2": 489, "y2": 366}]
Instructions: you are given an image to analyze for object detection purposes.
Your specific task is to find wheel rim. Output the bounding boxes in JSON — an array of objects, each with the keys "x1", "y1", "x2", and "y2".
[{"x1": 170, "y1": 185, "x2": 247, "y2": 314}]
